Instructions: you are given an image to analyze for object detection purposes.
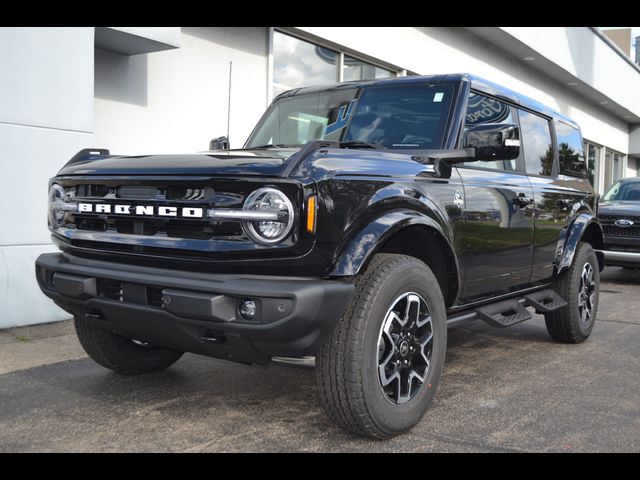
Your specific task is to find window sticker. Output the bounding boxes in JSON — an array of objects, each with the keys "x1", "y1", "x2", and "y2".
[
  {"x1": 325, "y1": 99, "x2": 358, "y2": 135},
  {"x1": 433, "y1": 92, "x2": 444, "y2": 103}
]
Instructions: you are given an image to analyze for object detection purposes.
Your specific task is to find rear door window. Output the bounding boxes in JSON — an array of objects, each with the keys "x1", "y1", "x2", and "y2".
[{"x1": 519, "y1": 109, "x2": 554, "y2": 176}]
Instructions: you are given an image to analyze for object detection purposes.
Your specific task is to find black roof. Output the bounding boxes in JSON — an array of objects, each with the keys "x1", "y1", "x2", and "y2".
[{"x1": 278, "y1": 73, "x2": 580, "y2": 130}]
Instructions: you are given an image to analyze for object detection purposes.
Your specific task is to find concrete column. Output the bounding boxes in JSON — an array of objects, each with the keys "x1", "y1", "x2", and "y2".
[{"x1": 0, "y1": 27, "x2": 95, "y2": 327}]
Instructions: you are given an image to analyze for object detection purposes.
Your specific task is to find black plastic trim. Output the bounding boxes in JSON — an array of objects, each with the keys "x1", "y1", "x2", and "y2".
[{"x1": 36, "y1": 252, "x2": 354, "y2": 364}]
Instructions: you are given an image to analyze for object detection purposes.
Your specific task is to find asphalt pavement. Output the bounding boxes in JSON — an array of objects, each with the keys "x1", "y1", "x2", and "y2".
[{"x1": 0, "y1": 267, "x2": 638, "y2": 452}]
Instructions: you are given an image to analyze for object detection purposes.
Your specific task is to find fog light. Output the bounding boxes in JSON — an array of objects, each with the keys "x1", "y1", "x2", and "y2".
[{"x1": 239, "y1": 299, "x2": 257, "y2": 320}]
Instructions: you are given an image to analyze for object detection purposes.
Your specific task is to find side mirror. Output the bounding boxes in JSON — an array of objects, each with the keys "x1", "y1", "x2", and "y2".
[
  {"x1": 209, "y1": 136, "x2": 230, "y2": 150},
  {"x1": 463, "y1": 123, "x2": 520, "y2": 161}
]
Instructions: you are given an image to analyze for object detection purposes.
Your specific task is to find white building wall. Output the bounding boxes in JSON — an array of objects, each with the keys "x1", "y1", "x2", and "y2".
[
  {"x1": 499, "y1": 27, "x2": 640, "y2": 118},
  {"x1": 0, "y1": 27, "x2": 95, "y2": 328},
  {"x1": 94, "y1": 27, "x2": 269, "y2": 154},
  {"x1": 297, "y1": 27, "x2": 630, "y2": 154}
]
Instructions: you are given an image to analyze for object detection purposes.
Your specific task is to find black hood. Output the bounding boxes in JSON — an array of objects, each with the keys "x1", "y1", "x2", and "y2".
[
  {"x1": 598, "y1": 200, "x2": 640, "y2": 217},
  {"x1": 58, "y1": 149, "x2": 299, "y2": 176}
]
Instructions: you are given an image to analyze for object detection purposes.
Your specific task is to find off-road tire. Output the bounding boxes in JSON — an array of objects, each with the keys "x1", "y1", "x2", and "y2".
[
  {"x1": 315, "y1": 254, "x2": 447, "y2": 439},
  {"x1": 545, "y1": 242, "x2": 599, "y2": 343},
  {"x1": 74, "y1": 315, "x2": 184, "y2": 374}
]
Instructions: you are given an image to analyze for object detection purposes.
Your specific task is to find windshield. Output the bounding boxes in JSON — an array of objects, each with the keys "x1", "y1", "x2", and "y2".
[
  {"x1": 245, "y1": 83, "x2": 455, "y2": 150},
  {"x1": 603, "y1": 180, "x2": 640, "y2": 202}
]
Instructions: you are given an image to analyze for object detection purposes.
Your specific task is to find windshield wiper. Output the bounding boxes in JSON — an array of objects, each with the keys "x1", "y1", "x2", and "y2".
[
  {"x1": 250, "y1": 141, "x2": 385, "y2": 151},
  {"x1": 339, "y1": 140, "x2": 386, "y2": 150},
  {"x1": 248, "y1": 143, "x2": 288, "y2": 149}
]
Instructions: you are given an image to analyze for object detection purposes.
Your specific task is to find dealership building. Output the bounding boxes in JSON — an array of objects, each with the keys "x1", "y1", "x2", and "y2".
[{"x1": 1, "y1": 26, "x2": 640, "y2": 328}]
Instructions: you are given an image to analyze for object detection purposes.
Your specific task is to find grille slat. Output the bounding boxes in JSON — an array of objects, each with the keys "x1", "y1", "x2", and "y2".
[
  {"x1": 71, "y1": 216, "x2": 243, "y2": 240},
  {"x1": 599, "y1": 215, "x2": 640, "y2": 222},
  {"x1": 603, "y1": 226, "x2": 640, "y2": 238}
]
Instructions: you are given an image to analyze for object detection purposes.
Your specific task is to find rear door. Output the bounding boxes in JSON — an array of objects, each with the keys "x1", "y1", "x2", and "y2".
[
  {"x1": 518, "y1": 111, "x2": 577, "y2": 283},
  {"x1": 455, "y1": 92, "x2": 535, "y2": 301}
]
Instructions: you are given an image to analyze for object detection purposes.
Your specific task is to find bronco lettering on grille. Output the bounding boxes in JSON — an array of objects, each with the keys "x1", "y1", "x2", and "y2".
[{"x1": 77, "y1": 203, "x2": 204, "y2": 218}]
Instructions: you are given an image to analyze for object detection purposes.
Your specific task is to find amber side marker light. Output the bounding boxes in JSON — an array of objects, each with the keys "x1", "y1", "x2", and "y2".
[{"x1": 306, "y1": 196, "x2": 316, "y2": 233}]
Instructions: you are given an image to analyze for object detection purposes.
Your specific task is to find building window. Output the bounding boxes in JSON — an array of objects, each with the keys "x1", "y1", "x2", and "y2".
[
  {"x1": 272, "y1": 31, "x2": 400, "y2": 99},
  {"x1": 583, "y1": 140, "x2": 602, "y2": 189},
  {"x1": 273, "y1": 32, "x2": 338, "y2": 98},
  {"x1": 603, "y1": 148, "x2": 625, "y2": 191},
  {"x1": 343, "y1": 55, "x2": 394, "y2": 81},
  {"x1": 519, "y1": 109, "x2": 554, "y2": 177}
]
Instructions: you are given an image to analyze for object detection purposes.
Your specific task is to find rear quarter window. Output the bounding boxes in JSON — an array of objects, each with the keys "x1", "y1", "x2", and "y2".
[{"x1": 556, "y1": 120, "x2": 587, "y2": 178}]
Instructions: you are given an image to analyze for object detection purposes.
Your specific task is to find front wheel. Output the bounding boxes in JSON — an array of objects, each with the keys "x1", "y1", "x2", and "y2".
[
  {"x1": 74, "y1": 315, "x2": 184, "y2": 374},
  {"x1": 545, "y1": 242, "x2": 600, "y2": 343},
  {"x1": 315, "y1": 254, "x2": 447, "y2": 439}
]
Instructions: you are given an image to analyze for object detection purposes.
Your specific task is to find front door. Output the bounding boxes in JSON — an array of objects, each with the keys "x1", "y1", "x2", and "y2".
[
  {"x1": 455, "y1": 92, "x2": 535, "y2": 301},
  {"x1": 456, "y1": 168, "x2": 535, "y2": 300}
]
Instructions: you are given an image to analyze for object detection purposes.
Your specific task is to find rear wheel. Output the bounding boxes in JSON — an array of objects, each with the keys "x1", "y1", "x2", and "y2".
[
  {"x1": 545, "y1": 242, "x2": 599, "y2": 343},
  {"x1": 74, "y1": 315, "x2": 184, "y2": 374},
  {"x1": 315, "y1": 254, "x2": 447, "y2": 438}
]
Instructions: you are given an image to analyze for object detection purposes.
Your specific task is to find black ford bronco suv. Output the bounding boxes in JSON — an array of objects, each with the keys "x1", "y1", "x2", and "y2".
[{"x1": 36, "y1": 73, "x2": 604, "y2": 439}]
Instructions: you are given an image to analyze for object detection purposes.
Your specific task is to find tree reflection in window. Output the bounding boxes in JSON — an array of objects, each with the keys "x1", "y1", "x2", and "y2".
[{"x1": 556, "y1": 120, "x2": 587, "y2": 179}]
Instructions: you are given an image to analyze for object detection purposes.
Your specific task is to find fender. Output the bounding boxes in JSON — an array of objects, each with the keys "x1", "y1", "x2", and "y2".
[
  {"x1": 329, "y1": 209, "x2": 460, "y2": 282},
  {"x1": 556, "y1": 212, "x2": 605, "y2": 276}
]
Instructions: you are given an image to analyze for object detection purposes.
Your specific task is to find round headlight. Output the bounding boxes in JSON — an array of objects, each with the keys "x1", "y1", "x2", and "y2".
[
  {"x1": 242, "y1": 187, "x2": 294, "y2": 245},
  {"x1": 48, "y1": 184, "x2": 68, "y2": 228}
]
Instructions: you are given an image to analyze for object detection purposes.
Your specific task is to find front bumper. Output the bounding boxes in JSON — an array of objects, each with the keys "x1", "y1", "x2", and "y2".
[
  {"x1": 600, "y1": 249, "x2": 640, "y2": 267},
  {"x1": 601, "y1": 236, "x2": 640, "y2": 266},
  {"x1": 35, "y1": 253, "x2": 354, "y2": 364}
]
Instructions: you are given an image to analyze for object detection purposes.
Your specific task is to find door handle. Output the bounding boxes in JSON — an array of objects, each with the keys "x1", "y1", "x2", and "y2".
[{"x1": 512, "y1": 193, "x2": 534, "y2": 208}]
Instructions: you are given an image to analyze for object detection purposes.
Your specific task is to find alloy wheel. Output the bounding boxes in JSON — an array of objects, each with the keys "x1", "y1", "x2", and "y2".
[
  {"x1": 376, "y1": 292, "x2": 433, "y2": 404},
  {"x1": 578, "y1": 262, "x2": 596, "y2": 324}
]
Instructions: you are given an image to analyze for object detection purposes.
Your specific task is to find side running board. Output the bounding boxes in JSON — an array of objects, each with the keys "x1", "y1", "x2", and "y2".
[
  {"x1": 522, "y1": 290, "x2": 567, "y2": 313},
  {"x1": 456, "y1": 288, "x2": 567, "y2": 329},
  {"x1": 474, "y1": 299, "x2": 532, "y2": 327}
]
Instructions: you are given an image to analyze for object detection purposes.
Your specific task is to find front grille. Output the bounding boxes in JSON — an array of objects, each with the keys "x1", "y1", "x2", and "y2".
[
  {"x1": 56, "y1": 178, "x2": 303, "y2": 259},
  {"x1": 599, "y1": 214, "x2": 640, "y2": 238},
  {"x1": 65, "y1": 182, "x2": 247, "y2": 242},
  {"x1": 603, "y1": 226, "x2": 640, "y2": 238}
]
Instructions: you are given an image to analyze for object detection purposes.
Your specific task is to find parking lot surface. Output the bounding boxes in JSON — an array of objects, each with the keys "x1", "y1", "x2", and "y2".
[{"x1": 1, "y1": 267, "x2": 638, "y2": 452}]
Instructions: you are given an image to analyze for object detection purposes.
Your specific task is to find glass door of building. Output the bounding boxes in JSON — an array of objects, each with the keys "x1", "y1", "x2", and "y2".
[
  {"x1": 603, "y1": 148, "x2": 625, "y2": 191},
  {"x1": 604, "y1": 149, "x2": 612, "y2": 190},
  {"x1": 584, "y1": 141, "x2": 601, "y2": 190}
]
